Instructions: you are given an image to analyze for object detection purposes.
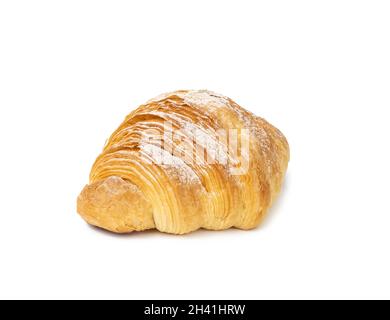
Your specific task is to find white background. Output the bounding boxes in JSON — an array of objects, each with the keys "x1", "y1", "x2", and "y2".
[{"x1": 0, "y1": 0, "x2": 389, "y2": 300}]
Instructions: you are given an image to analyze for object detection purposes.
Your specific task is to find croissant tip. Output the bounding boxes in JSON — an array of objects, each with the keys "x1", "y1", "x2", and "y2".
[{"x1": 77, "y1": 177, "x2": 154, "y2": 233}]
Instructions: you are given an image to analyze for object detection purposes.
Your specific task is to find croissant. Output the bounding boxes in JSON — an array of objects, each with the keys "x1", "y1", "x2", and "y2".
[{"x1": 77, "y1": 90, "x2": 289, "y2": 234}]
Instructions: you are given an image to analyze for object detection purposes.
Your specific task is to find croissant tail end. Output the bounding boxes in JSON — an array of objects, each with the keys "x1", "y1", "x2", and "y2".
[{"x1": 77, "y1": 176, "x2": 155, "y2": 233}]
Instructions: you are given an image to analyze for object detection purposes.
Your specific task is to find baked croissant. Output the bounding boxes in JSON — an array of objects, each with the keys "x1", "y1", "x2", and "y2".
[{"x1": 77, "y1": 90, "x2": 289, "y2": 234}]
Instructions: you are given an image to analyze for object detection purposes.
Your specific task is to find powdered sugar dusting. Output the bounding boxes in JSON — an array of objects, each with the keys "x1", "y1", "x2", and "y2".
[
  {"x1": 140, "y1": 144, "x2": 201, "y2": 185},
  {"x1": 182, "y1": 122, "x2": 229, "y2": 165},
  {"x1": 182, "y1": 90, "x2": 230, "y2": 109}
]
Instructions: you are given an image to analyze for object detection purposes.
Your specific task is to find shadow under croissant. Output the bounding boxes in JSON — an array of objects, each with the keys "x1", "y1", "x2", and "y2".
[
  {"x1": 87, "y1": 224, "x2": 246, "y2": 238},
  {"x1": 85, "y1": 173, "x2": 290, "y2": 238}
]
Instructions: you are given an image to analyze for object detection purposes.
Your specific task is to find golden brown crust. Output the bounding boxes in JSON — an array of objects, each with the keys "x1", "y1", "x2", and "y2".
[{"x1": 77, "y1": 90, "x2": 289, "y2": 234}]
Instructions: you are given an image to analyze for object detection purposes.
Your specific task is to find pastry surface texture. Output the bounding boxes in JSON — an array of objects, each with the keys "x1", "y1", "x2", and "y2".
[{"x1": 77, "y1": 90, "x2": 289, "y2": 234}]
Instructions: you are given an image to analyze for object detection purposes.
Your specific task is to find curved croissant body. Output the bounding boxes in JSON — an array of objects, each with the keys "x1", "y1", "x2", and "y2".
[{"x1": 77, "y1": 90, "x2": 289, "y2": 234}]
